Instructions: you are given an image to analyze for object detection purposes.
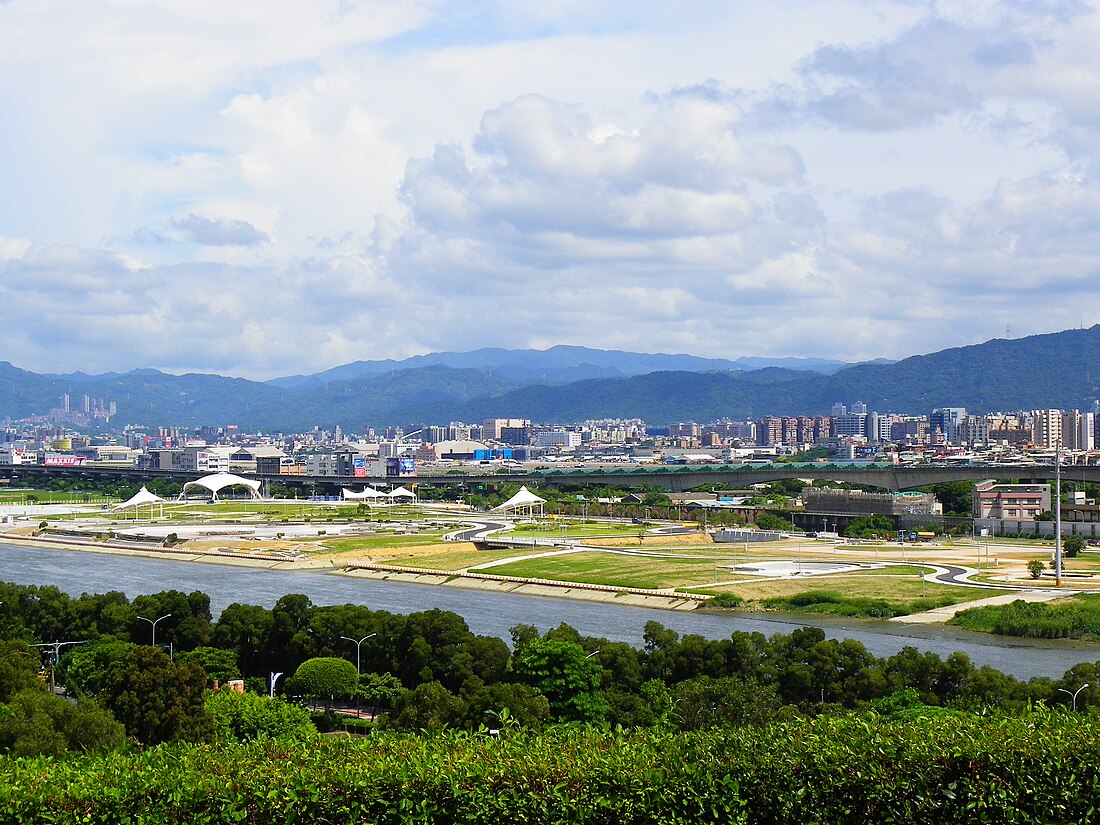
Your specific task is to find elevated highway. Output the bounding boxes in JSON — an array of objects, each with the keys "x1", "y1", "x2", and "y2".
[{"x1": 1, "y1": 461, "x2": 1096, "y2": 493}]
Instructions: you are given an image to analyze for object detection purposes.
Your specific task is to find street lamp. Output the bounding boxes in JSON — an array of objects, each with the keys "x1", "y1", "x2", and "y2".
[
  {"x1": 137, "y1": 613, "x2": 172, "y2": 649},
  {"x1": 269, "y1": 671, "x2": 284, "y2": 699},
  {"x1": 585, "y1": 649, "x2": 601, "y2": 659},
  {"x1": 340, "y1": 633, "x2": 377, "y2": 674},
  {"x1": 1058, "y1": 682, "x2": 1089, "y2": 712},
  {"x1": 341, "y1": 633, "x2": 377, "y2": 718}
]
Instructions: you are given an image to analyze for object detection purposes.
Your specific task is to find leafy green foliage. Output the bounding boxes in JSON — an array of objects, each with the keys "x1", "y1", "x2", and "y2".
[
  {"x1": 289, "y1": 657, "x2": 359, "y2": 708},
  {"x1": 100, "y1": 646, "x2": 213, "y2": 745},
  {"x1": 6, "y1": 713, "x2": 1100, "y2": 822},
  {"x1": 950, "y1": 597, "x2": 1100, "y2": 640},
  {"x1": 1063, "y1": 534, "x2": 1086, "y2": 558},
  {"x1": 843, "y1": 514, "x2": 895, "y2": 538},
  {"x1": 0, "y1": 688, "x2": 125, "y2": 756},
  {"x1": 62, "y1": 639, "x2": 136, "y2": 697},
  {"x1": 754, "y1": 513, "x2": 794, "y2": 531},
  {"x1": 205, "y1": 689, "x2": 317, "y2": 743},
  {"x1": 174, "y1": 646, "x2": 241, "y2": 683},
  {"x1": 0, "y1": 641, "x2": 42, "y2": 703},
  {"x1": 511, "y1": 638, "x2": 607, "y2": 723}
]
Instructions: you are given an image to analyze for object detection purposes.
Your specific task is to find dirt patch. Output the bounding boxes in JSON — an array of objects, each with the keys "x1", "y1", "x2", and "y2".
[{"x1": 309, "y1": 541, "x2": 479, "y2": 565}]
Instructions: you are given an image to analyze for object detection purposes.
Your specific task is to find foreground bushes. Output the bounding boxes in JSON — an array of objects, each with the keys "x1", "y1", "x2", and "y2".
[{"x1": 1, "y1": 711, "x2": 1099, "y2": 823}]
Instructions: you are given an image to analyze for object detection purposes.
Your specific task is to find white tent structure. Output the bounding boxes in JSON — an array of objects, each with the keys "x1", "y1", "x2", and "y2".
[
  {"x1": 342, "y1": 487, "x2": 387, "y2": 501},
  {"x1": 113, "y1": 486, "x2": 164, "y2": 510},
  {"x1": 388, "y1": 486, "x2": 417, "y2": 501},
  {"x1": 113, "y1": 486, "x2": 166, "y2": 518},
  {"x1": 491, "y1": 485, "x2": 546, "y2": 516},
  {"x1": 179, "y1": 473, "x2": 262, "y2": 502}
]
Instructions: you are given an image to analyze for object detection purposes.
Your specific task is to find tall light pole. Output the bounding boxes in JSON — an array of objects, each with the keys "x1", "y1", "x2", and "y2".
[
  {"x1": 341, "y1": 633, "x2": 377, "y2": 718},
  {"x1": 269, "y1": 671, "x2": 284, "y2": 699},
  {"x1": 1055, "y1": 443, "x2": 1063, "y2": 587},
  {"x1": 1058, "y1": 682, "x2": 1089, "y2": 712},
  {"x1": 340, "y1": 633, "x2": 377, "y2": 674},
  {"x1": 137, "y1": 613, "x2": 172, "y2": 649}
]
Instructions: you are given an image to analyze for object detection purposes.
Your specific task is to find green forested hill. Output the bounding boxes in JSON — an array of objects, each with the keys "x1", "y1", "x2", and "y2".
[{"x1": 2, "y1": 326, "x2": 1098, "y2": 427}]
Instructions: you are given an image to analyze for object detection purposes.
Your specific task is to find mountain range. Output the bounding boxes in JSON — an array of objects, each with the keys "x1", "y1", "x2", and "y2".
[{"x1": 1, "y1": 328, "x2": 1098, "y2": 431}]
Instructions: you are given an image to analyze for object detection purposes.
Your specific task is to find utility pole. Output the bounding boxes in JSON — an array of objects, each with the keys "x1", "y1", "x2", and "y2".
[{"x1": 1055, "y1": 443, "x2": 1063, "y2": 587}]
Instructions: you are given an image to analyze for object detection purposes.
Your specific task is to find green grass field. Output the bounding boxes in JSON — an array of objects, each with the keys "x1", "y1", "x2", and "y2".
[{"x1": 476, "y1": 551, "x2": 739, "y2": 589}]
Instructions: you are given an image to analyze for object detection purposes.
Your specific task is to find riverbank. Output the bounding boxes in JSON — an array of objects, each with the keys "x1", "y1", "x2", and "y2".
[
  {"x1": 0, "y1": 532, "x2": 335, "y2": 570},
  {"x1": 339, "y1": 563, "x2": 706, "y2": 610}
]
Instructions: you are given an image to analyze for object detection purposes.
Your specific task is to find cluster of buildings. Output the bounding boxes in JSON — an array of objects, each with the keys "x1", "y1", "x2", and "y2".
[
  {"x1": 667, "y1": 404, "x2": 1100, "y2": 464},
  {"x1": 6, "y1": 400, "x2": 1100, "y2": 478}
]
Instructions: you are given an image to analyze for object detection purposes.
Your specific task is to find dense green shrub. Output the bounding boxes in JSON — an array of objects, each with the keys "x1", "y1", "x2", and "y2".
[
  {"x1": 2, "y1": 713, "x2": 1100, "y2": 823},
  {"x1": 205, "y1": 689, "x2": 317, "y2": 744}
]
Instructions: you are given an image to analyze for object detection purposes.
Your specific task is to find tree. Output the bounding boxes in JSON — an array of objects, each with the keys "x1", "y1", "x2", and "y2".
[
  {"x1": 920, "y1": 481, "x2": 975, "y2": 517},
  {"x1": 671, "y1": 676, "x2": 784, "y2": 730},
  {"x1": 288, "y1": 657, "x2": 359, "y2": 711},
  {"x1": 61, "y1": 639, "x2": 136, "y2": 697},
  {"x1": 1063, "y1": 535, "x2": 1086, "y2": 558},
  {"x1": 755, "y1": 514, "x2": 795, "y2": 532},
  {"x1": 0, "y1": 641, "x2": 42, "y2": 703},
  {"x1": 844, "y1": 514, "x2": 895, "y2": 539},
  {"x1": 0, "y1": 689, "x2": 125, "y2": 757},
  {"x1": 100, "y1": 646, "x2": 212, "y2": 745},
  {"x1": 462, "y1": 682, "x2": 550, "y2": 730},
  {"x1": 358, "y1": 672, "x2": 404, "y2": 715},
  {"x1": 205, "y1": 689, "x2": 316, "y2": 743},
  {"x1": 174, "y1": 646, "x2": 241, "y2": 683},
  {"x1": 511, "y1": 638, "x2": 607, "y2": 723},
  {"x1": 384, "y1": 681, "x2": 466, "y2": 730},
  {"x1": 1028, "y1": 560, "x2": 1046, "y2": 579}
]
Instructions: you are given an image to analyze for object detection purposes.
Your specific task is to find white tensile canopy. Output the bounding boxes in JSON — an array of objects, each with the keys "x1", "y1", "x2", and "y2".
[
  {"x1": 342, "y1": 487, "x2": 387, "y2": 500},
  {"x1": 491, "y1": 485, "x2": 546, "y2": 516},
  {"x1": 388, "y1": 486, "x2": 416, "y2": 500},
  {"x1": 113, "y1": 486, "x2": 165, "y2": 510},
  {"x1": 179, "y1": 473, "x2": 262, "y2": 501}
]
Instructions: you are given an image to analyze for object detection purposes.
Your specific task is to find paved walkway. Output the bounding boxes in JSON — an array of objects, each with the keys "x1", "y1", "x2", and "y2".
[{"x1": 891, "y1": 589, "x2": 1070, "y2": 624}]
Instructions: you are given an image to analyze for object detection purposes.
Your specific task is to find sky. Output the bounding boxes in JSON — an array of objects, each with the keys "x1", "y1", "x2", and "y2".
[{"x1": 2, "y1": 0, "x2": 1099, "y2": 379}]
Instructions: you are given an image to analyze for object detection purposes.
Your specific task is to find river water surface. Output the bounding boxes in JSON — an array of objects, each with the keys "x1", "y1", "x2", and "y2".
[{"x1": 1, "y1": 542, "x2": 1097, "y2": 680}]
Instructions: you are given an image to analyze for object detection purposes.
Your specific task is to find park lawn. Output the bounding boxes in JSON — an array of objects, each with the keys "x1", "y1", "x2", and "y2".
[
  {"x1": 300, "y1": 533, "x2": 448, "y2": 553},
  {"x1": 701, "y1": 574, "x2": 999, "y2": 606},
  {"x1": 478, "y1": 551, "x2": 739, "y2": 589},
  {"x1": 377, "y1": 548, "x2": 534, "y2": 571},
  {"x1": 0, "y1": 491, "x2": 117, "y2": 504},
  {"x1": 510, "y1": 522, "x2": 653, "y2": 539}
]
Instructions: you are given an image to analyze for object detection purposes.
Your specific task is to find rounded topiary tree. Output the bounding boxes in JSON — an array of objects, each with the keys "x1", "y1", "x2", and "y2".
[{"x1": 288, "y1": 657, "x2": 359, "y2": 712}]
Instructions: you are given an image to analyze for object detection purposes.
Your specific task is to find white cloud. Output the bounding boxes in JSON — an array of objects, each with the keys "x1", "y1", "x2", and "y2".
[{"x1": 2, "y1": 0, "x2": 1100, "y2": 379}]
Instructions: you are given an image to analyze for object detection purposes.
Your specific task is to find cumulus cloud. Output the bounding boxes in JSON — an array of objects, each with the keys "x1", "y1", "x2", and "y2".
[
  {"x1": 169, "y1": 214, "x2": 270, "y2": 246},
  {"x1": 4, "y1": 1, "x2": 1100, "y2": 378}
]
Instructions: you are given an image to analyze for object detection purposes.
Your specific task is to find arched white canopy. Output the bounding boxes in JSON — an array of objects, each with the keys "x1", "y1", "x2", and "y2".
[
  {"x1": 113, "y1": 486, "x2": 164, "y2": 510},
  {"x1": 179, "y1": 473, "x2": 262, "y2": 501},
  {"x1": 491, "y1": 485, "x2": 546, "y2": 515},
  {"x1": 388, "y1": 486, "x2": 416, "y2": 500}
]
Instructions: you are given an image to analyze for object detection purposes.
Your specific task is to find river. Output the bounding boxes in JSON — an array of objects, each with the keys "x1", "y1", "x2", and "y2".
[{"x1": 1, "y1": 542, "x2": 1097, "y2": 680}]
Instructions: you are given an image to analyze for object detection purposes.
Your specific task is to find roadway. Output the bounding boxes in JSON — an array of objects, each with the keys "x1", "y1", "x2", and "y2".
[{"x1": 4, "y1": 461, "x2": 1095, "y2": 493}]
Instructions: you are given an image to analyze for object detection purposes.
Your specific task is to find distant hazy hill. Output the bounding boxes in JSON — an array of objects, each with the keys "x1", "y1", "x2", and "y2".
[
  {"x1": 0, "y1": 327, "x2": 1097, "y2": 429},
  {"x1": 268, "y1": 345, "x2": 850, "y2": 388},
  {"x1": 413, "y1": 326, "x2": 1100, "y2": 423}
]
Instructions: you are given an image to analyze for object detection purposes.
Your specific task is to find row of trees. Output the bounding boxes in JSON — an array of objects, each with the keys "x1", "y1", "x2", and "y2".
[{"x1": 4, "y1": 577, "x2": 1100, "y2": 748}]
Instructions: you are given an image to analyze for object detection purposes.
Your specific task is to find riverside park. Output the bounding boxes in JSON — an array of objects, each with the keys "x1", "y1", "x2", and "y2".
[{"x1": 2, "y1": 483, "x2": 1097, "y2": 635}]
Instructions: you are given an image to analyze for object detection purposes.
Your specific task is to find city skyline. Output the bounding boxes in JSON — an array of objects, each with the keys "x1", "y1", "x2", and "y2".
[{"x1": 3, "y1": 2, "x2": 1100, "y2": 379}]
